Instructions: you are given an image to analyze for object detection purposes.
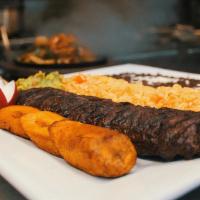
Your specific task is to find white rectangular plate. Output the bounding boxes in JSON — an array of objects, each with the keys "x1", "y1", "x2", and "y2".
[{"x1": 0, "y1": 64, "x2": 200, "y2": 200}]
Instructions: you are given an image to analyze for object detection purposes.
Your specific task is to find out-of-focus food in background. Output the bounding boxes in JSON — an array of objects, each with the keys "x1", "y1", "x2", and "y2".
[{"x1": 18, "y1": 33, "x2": 96, "y2": 65}]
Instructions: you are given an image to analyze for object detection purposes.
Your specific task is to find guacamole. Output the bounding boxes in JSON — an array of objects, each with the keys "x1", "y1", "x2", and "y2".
[{"x1": 16, "y1": 71, "x2": 65, "y2": 90}]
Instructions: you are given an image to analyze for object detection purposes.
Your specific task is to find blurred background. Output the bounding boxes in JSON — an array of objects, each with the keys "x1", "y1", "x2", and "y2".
[{"x1": 0, "y1": 0, "x2": 200, "y2": 78}]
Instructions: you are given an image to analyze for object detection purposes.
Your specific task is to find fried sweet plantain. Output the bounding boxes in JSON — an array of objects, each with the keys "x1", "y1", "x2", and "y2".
[
  {"x1": 21, "y1": 111, "x2": 64, "y2": 155},
  {"x1": 50, "y1": 120, "x2": 137, "y2": 177},
  {"x1": 0, "y1": 105, "x2": 39, "y2": 138}
]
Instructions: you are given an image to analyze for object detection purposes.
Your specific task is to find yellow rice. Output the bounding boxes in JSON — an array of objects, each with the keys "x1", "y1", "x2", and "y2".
[{"x1": 63, "y1": 74, "x2": 200, "y2": 112}]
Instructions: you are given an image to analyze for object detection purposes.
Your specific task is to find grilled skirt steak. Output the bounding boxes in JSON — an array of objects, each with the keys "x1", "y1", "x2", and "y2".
[{"x1": 17, "y1": 87, "x2": 200, "y2": 160}]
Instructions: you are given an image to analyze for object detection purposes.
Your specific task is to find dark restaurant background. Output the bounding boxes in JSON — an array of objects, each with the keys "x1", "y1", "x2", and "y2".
[
  {"x1": 0, "y1": 0, "x2": 200, "y2": 78},
  {"x1": 0, "y1": 0, "x2": 200, "y2": 200},
  {"x1": 25, "y1": 0, "x2": 177, "y2": 56},
  {"x1": 19, "y1": 0, "x2": 200, "y2": 57}
]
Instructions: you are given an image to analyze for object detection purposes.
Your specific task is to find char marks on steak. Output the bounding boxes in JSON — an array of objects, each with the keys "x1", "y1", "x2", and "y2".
[{"x1": 17, "y1": 87, "x2": 200, "y2": 160}]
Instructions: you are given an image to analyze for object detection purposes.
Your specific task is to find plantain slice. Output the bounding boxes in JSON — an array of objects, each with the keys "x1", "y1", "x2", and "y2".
[
  {"x1": 49, "y1": 120, "x2": 137, "y2": 177},
  {"x1": 0, "y1": 105, "x2": 39, "y2": 138},
  {"x1": 21, "y1": 111, "x2": 64, "y2": 156}
]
